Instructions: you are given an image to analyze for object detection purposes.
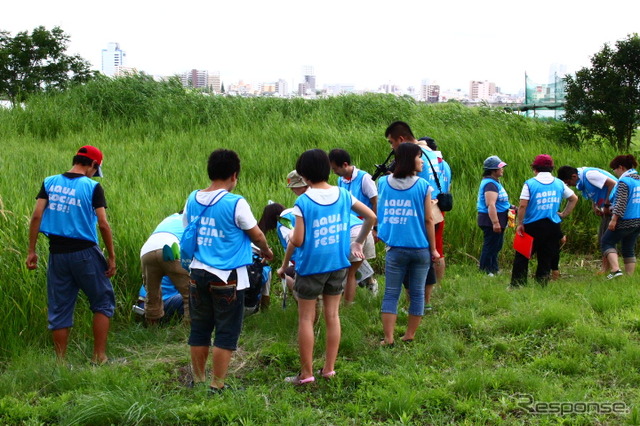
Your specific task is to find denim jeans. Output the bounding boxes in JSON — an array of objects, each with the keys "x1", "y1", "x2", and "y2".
[
  {"x1": 601, "y1": 226, "x2": 640, "y2": 260},
  {"x1": 479, "y1": 226, "x2": 505, "y2": 274},
  {"x1": 382, "y1": 247, "x2": 430, "y2": 316}
]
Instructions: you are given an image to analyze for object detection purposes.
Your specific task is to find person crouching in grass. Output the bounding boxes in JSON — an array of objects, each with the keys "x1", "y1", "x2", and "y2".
[
  {"x1": 377, "y1": 143, "x2": 440, "y2": 345},
  {"x1": 277, "y1": 149, "x2": 375, "y2": 384}
]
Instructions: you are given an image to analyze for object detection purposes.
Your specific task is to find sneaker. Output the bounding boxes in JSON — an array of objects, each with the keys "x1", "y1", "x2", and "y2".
[
  {"x1": 366, "y1": 278, "x2": 378, "y2": 296},
  {"x1": 607, "y1": 270, "x2": 624, "y2": 280},
  {"x1": 487, "y1": 272, "x2": 495, "y2": 277}
]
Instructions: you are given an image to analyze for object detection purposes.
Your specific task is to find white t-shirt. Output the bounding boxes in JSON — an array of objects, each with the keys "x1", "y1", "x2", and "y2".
[
  {"x1": 519, "y1": 172, "x2": 574, "y2": 200},
  {"x1": 580, "y1": 167, "x2": 609, "y2": 189},
  {"x1": 183, "y1": 189, "x2": 257, "y2": 290},
  {"x1": 292, "y1": 186, "x2": 356, "y2": 218},
  {"x1": 346, "y1": 166, "x2": 378, "y2": 199},
  {"x1": 140, "y1": 232, "x2": 180, "y2": 258}
]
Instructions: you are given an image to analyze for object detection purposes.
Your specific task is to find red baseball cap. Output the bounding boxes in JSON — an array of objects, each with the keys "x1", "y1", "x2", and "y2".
[
  {"x1": 531, "y1": 154, "x2": 553, "y2": 169},
  {"x1": 76, "y1": 145, "x2": 103, "y2": 177}
]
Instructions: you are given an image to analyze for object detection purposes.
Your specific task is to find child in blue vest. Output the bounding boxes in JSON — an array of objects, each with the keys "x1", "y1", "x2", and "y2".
[
  {"x1": 277, "y1": 149, "x2": 376, "y2": 385},
  {"x1": 378, "y1": 143, "x2": 440, "y2": 345}
]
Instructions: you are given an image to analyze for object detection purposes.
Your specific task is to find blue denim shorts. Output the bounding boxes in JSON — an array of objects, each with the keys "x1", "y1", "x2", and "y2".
[
  {"x1": 47, "y1": 246, "x2": 115, "y2": 330},
  {"x1": 188, "y1": 269, "x2": 245, "y2": 350}
]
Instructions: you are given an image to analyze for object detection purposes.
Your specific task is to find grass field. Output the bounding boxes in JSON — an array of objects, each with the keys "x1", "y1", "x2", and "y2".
[{"x1": 0, "y1": 75, "x2": 638, "y2": 424}]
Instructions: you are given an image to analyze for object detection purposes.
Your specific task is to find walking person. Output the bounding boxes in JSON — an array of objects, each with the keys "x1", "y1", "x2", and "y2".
[
  {"x1": 277, "y1": 149, "x2": 375, "y2": 384},
  {"x1": 477, "y1": 156, "x2": 510, "y2": 276},
  {"x1": 183, "y1": 149, "x2": 273, "y2": 393},
  {"x1": 378, "y1": 143, "x2": 440, "y2": 345},
  {"x1": 601, "y1": 154, "x2": 640, "y2": 279},
  {"x1": 26, "y1": 146, "x2": 116, "y2": 364},
  {"x1": 510, "y1": 155, "x2": 578, "y2": 287}
]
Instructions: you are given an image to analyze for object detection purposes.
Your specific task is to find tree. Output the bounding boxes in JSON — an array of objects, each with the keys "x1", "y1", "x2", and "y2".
[
  {"x1": 0, "y1": 26, "x2": 95, "y2": 106},
  {"x1": 563, "y1": 33, "x2": 640, "y2": 151}
]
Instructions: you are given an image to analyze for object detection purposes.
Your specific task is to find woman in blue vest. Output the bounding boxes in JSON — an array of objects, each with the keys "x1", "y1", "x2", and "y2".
[
  {"x1": 278, "y1": 149, "x2": 375, "y2": 385},
  {"x1": 602, "y1": 154, "x2": 640, "y2": 279},
  {"x1": 477, "y1": 156, "x2": 511, "y2": 275},
  {"x1": 378, "y1": 143, "x2": 440, "y2": 345},
  {"x1": 510, "y1": 155, "x2": 578, "y2": 287}
]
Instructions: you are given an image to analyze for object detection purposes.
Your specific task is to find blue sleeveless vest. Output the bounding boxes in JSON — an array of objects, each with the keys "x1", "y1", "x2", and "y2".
[
  {"x1": 577, "y1": 167, "x2": 617, "y2": 207},
  {"x1": 377, "y1": 176, "x2": 429, "y2": 248},
  {"x1": 277, "y1": 210, "x2": 298, "y2": 263},
  {"x1": 477, "y1": 178, "x2": 510, "y2": 213},
  {"x1": 152, "y1": 213, "x2": 185, "y2": 240},
  {"x1": 523, "y1": 178, "x2": 565, "y2": 224},
  {"x1": 417, "y1": 148, "x2": 443, "y2": 198},
  {"x1": 338, "y1": 169, "x2": 373, "y2": 209},
  {"x1": 612, "y1": 171, "x2": 640, "y2": 220},
  {"x1": 185, "y1": 190, "x2": 252, "y2": 270},
  {"x1": 294, "y1": 188, "x2": 352, "y2": 276},
  {"x1": 40, "y1": 174, "x2": 99, "y2": 243}
]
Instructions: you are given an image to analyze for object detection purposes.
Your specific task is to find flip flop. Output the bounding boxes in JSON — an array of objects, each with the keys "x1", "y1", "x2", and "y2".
[
  {"x1": 284, "y1": 375, "x2": 315, "y2": 385},
  {"x1": 317, "y1": 369, "x2": 336, "y2": 379}
]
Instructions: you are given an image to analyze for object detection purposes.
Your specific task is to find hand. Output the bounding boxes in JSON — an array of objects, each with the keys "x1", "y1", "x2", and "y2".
[
  {"x1": 276, "y1": 266, "x2": 287, "y2": 279},
  {"x1": 608, "y1": 219, "x2": 617, "y2": 232},
  {"x1": 26, "y1": 252, "x2": 38, "y2": 270},
  {"x1": 492, "y1": 223, "x2": 502, "y2": 233},
  {"x1": 105, "y1": 257, "x2": 116, "y2": 278},
  {"x1": 350, "y1": 241, "x2": 365, "y2": 260},
  {"x1": 516, "y1": 224, "x2": 525, "y2": 237},
  {"x1": 260, "y1": 247, "x2": 274, "y2": 262},
  {"x1": 431, "y1": 248, "x2": 441, "y2": 261},
  {"x1": 558, "y1": 211, "x2": 565, "y2": 219}
]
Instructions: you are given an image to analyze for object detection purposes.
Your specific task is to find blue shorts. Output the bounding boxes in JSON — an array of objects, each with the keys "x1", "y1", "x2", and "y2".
[
  {"x1": 188, "y1": 269, "x2": 245, "y2": 350},
  {"x1": 47, "y1": 246, "x2": 115, "y2": 330}
]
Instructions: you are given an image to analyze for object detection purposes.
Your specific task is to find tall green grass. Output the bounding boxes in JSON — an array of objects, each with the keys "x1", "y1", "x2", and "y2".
[{"x1": 0, "y1": 75, "x2": 626, "y2": 358}]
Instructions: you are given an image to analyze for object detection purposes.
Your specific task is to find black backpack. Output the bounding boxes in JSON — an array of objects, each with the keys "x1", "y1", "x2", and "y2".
[{"x1": 244, "y1": 254, "x2": 264, "y2": 309}]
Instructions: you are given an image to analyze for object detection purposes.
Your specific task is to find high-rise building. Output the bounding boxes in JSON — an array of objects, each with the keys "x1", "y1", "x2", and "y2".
[
  {"x1": 276, "y1": 79, "x2": 289, "y2": 96},
  {"x1": 181, "y1": 69, "x2": 208, "y2": 89},
  {"x1": 101, "y1": 43, "x2": 126, "y2": 77},
  {"x1": 426, "y1": 84, "x2": 440, "y2": 103},
  {"x1": 207, "y1": 72, "x2": 221, "y2": 93},
  {"x1": 469, "y1": 80, "x2": 497, "y2": 101},
  {"x1": 302, "y1": 66, "x2": 316, "y2": 94}
]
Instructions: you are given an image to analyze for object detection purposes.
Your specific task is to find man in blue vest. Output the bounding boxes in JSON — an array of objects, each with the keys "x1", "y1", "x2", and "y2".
[
  {"x1": 510, "y1": 155, "x2": 578, "y2": 287},
  {"x1": 558, "y1": 165, "x2": 618, "y2": 274},
  {"x1": 183, "y1": 149, "x2": 273, "y2": 393},
  {"x1": 140, "y1": 212, "x2": 190, "y2": 324},
  {"x1": 26, "y1": 145, "x2": 116, "y2": 364}
]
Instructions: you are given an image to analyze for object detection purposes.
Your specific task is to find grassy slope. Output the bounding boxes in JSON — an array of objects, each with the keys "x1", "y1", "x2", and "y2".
[{"x1": 0, "y1": 78, "x2": 638, "y2": 423}]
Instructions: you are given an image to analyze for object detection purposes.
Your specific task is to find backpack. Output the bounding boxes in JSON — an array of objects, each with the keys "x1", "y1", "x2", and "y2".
[{"x1": 244, "y1": 254, "x2": 264, "y2": 309}]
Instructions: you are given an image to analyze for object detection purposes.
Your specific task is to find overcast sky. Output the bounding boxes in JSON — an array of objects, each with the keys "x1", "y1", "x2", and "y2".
[{"x1": 4, "y1": 0, "x2": 639, "y2": 93}]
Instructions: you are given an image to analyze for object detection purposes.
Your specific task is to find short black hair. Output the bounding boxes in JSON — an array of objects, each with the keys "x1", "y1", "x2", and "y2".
[
  {"x1": 207, "y1": 149, "x2": 241, "y2": 181},
  {"x1": 393, "y1": 143, "x2": 422, "y2": 179},
  {"x1": 557, "y1": 166, "x2": 578, "y2": 182},
  {"x1": 72, "y1": 155, "x2": 94, "y2": 167},
  {"x1": 385, "y1": 121, "x2": 414, "y2": 140},
  {"x1": 296, "y1": 149, "x2": 330, "y2": 184},
  {"x1": 419, "y1": 136, "x2": 437, "y2": 150},
  {"x1": 610, "y1": 154, "x2": 638, "y2": 170},
  {"x1": 328, "y1": 148, "x2": 351, "y2": 166},
  {"x1": 533, "y1": 166, "x2": 554, "y2": 173}
]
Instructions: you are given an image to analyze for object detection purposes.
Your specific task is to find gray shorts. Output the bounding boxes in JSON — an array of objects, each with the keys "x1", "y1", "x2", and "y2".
[{"x1": 294, "y1": 268, "x2": 347, "y2": 300}]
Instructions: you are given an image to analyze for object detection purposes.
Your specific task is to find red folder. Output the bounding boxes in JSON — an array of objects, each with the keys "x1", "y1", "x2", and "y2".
[{"x1": 513, "y1": 232, "x2": 534, "y2": 259}]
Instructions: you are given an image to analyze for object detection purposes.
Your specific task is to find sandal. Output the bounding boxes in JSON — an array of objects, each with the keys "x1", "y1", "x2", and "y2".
[
  {"x1": 284, "y1": 375, "x2": 315, "y2": 385},
  {"x1": 317, "y1": 368, "x2": 336, "y2": 379}
]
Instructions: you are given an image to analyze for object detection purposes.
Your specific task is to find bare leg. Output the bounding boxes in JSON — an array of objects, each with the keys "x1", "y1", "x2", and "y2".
[
  {"x1": 624, "y1": 259, "x2": 636, "y2": 275},
  {"x1": 321, "y1": 294, "x2": 342, "y2": 373},
  {"x1": 343, "y1": 260, "x2": 363, "y2": 304},
  {"x1": 401, "y1": 314, "x2": 422, "y2": 341},
  {"x1": 425, "y1": 284, "x2": 435, "y2": 306},
  {"x1": 52, "y1": 327, "x2": 70, "y2": 360},
  {"x1": 92, "y1": 313, "x2": 110, "y2": 364},
  {"x1": 381, "y1": 312, "x2": 396, "y2": 345},
  {"x1": 190, "y1": 346, "x2": 210, "y2": 383},
  {"x1": 434, "y1": 258, "x2": 445, "y2": 282},
  {"x1": 297, "y1": 298, "x2": 317, "y2": 379},
  {"x1": 606, "y1": 252, "x2": 620, "y2": 273},
  {"x1": 211, "y1": 346, "x2": 233, "y2": 389}
]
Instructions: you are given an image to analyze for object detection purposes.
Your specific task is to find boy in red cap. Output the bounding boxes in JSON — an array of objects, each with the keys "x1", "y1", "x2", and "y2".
[{"x1": 26, "y1": 145, "x2": 116, "y2": 364}]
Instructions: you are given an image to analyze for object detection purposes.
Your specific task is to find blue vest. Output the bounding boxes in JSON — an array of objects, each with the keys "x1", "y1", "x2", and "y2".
[
  {"x1": 477, "y1": 178, "x2": 510, "y2": 214},
  {"x1": 523, "y1": 178, "x2": 565, "y2": 224},
  {"x1": 613, "y1": 173, "x2": 640, "y2": 220},
  {"x1": 40, "y1": 174, "x2": 99, "y2": 243},
  {"x1": 152, "y1": 213, "x2": 185, "y2": 240},
  {"x1": 338, "y1": 169, "x2": 373, "y2": 210},
  {"x1": 417, "y1": 148, "x2": 443, "y2": 197},
  {"x1": 577, "y1": 167, "x2": 617, "y2": 207},
  {"x1": 294, "y1": 188, "x2": 352, "y2": 276},
  {"x1": 377, "y1": 176, "x2": 429, "y2": 248},
  {"x1": 185, "y1": 190, "x2": 252, "y2": 270},
  {"x1": 441, "y1": 160, "x2": 452, "y2": 193}
]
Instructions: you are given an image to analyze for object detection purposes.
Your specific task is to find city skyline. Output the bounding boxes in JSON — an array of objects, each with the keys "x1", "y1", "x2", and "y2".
[{"x1": 4, "y1": 0, "x2": 639, "y2": 94}]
